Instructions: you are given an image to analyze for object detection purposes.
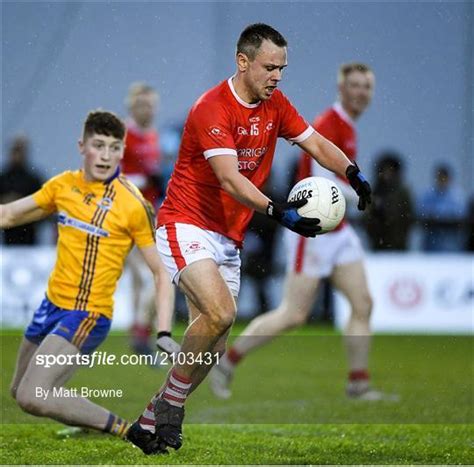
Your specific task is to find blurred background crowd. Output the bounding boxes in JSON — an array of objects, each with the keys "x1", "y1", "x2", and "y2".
[{"x1": 3, "y1": 128, "x2": 472, "y2": 252}]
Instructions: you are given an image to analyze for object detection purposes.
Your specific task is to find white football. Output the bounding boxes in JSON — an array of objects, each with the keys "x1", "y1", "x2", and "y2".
[{"x1": 287, "y1": 176, "x2": 346, "y2": 233}]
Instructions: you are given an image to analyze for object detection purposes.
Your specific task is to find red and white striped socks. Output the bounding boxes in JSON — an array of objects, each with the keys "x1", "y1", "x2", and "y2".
[
  {"x1": 162, "y1": 370, "x2": 192, "y2": 407},
  {"x1": 138, "y1": 394, "x2": 159, "y2": 432},
  {"x1": 138, "y1": 370, "x2": 192, "y2": 432}
]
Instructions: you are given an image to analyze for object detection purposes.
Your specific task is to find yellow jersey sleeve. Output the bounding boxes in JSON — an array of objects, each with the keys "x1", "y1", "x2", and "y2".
[
  {"x1": 32, "y1": 172, "x2": 66, "y2": 213},
  {"x1": 129, "y1": 198, "x2": 156, "y2": 248}
]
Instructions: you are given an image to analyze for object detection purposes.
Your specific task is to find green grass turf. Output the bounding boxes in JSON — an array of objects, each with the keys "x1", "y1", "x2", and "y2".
[{"x1": 1, "y1": 326, "x2": 473, "y2": 464}]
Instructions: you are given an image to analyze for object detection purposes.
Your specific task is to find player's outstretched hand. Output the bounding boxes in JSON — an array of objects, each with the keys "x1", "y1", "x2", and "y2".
[
  {"x1": 346, "y1": 163, "x2": 372, "y2": 210},
  {"x1": 266, "y1": 199, "x2": 321, "y2": 237}
]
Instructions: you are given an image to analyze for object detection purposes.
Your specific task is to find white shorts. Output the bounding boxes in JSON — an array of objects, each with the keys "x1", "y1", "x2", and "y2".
[
  {"x1": 285, "y1": 224, "x2": 364, "y2": 279},
  {"x1": 156, "y1": 223, "x2": 241, "y2": 297}
]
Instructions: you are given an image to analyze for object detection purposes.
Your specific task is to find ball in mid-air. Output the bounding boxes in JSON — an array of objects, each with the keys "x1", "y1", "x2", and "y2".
[{"x1": 287, "y1": 176, "x2": 346, "y2": 233}]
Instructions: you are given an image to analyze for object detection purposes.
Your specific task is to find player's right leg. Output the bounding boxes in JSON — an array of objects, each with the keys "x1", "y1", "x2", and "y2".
[
  {"x1": 209, "y1": 270, "x2": 320, "y2": 399},
  {"x1": 186, "y1": 295, "x2": 233, "y2": 394},
  {"x1": 130, "y1": 224, "x2": 239, "y2": 453},
  {"x1": 131, "y1": 259, "x2": 236, "y2": 453}
]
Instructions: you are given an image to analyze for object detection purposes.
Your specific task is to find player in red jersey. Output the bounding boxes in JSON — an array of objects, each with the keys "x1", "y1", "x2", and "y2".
[
  {"x1": 210, "y1": 63, "x2": 397, "y2": 402},
  {"x1": 128, "y1": 25, "x2": 371, "y2": 454},
  {"x1": 122, "y1": 82, "x2": 162, "y2": 207},
  {"x1": 121, "y1": 83, "x2": 178, "y2": 358}
]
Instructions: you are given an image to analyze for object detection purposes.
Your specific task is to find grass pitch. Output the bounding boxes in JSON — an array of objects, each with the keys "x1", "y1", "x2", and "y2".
[{"x1": 1, "y1": 325, "x2": 473, "y2": 464}]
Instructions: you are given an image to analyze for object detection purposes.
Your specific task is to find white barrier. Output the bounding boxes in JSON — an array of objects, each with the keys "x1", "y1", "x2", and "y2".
[
  {"x1": 0, "y1": 246, "x2": 133, "y2": 330},
  {"x1": 335, "y1": 254, "x2": 474, "y2": 334},
  {"x1": 1, "y1": 247, "x2": 473, "y2": 333}
]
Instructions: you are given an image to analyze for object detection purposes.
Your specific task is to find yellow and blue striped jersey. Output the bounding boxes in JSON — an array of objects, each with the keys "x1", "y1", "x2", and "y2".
[{"x1": 33, "y1": 169, "x2": 155, "y2": 318}]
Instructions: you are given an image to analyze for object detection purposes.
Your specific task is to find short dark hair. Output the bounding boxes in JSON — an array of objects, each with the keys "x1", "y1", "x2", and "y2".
[
  {"x1": 435, "y1": 164, "x2": 451, "y2": 178},
  {"x1": 237, "y1": 23, "x2": 287, "y2": 60},
  {"x1": 83, "y1": 110, "x2": 126, "y2": 141}
]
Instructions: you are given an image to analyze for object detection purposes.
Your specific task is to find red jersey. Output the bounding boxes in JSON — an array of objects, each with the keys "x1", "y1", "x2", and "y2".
[
  {"x1": 158, "y1": 77, "x2": 313, "y2": 246},
  {"x1": 296, "y1": 102, "x2": 357, "y2": 230},
  {"x1": 122, "y1": 120, "x2": 161, "y2": 205}
]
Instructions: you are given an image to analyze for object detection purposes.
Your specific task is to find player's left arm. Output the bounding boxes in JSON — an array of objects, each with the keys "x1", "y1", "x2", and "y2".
[
  {"x1": 298, "y1": 132, "x2": 372, "y2": 210},
  {"x1": 138, "y1": 244, "x2": 176, "y2": 335}
]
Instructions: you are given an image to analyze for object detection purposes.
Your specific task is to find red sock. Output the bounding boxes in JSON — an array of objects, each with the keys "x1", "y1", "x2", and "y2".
[
  {"x1": 227, "y1": 347, "x2": 243, "y2": 365},
  {"x1": 138, "y1": 395, "x2": 159, "y2": 431},
  {"x1": 349, "y1": 369, "x2": 370, "y2": 381},
  {"x1": 131, "y1": 323, "x2": 152, "y2": 340}
]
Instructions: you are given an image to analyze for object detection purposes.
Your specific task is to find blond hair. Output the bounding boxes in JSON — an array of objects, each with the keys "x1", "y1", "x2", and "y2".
[
  {"x1": 338, "y1": 63, "x2": 373, "y2": 85},
  {"x1": 126, "y1": 82, "x2": 158, "y2": 107}
]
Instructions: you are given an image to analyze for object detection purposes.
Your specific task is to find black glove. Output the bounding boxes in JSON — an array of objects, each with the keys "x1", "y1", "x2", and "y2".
[
  {"x1": 346, "y1": 163, "x2": 372, "y2": 210},
  {"x1": 266, "y1": 199, "x2": 321, "y2": 237}
]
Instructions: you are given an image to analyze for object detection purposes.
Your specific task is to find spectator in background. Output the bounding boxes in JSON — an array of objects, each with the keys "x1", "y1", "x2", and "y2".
[
  {"x1": 121, "y1": 83, "x2": 177, "y2": 357},
  {"x1": 418, "y1": 164, "x2": 467, "y2": 252},
  {"x1": 0, "y1": 135, "x2": 43, "y2": 244},
  {"x1": 364, "y1": 151, "x2": 414, "y2": 250}
]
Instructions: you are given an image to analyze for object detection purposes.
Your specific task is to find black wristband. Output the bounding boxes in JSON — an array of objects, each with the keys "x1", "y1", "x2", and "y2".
[
  {"x1": 157, "y1": 331, "x2": 172, "y2": 339},
  {"x1": 345, "y1": 163, "x2": 358, "y2": 179}
]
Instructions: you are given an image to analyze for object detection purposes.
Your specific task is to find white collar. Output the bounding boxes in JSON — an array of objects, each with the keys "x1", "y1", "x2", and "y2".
[
  {"x1": 126, "y1": 118, "x2": 151, "y2": 135},
  {"x1": 332, "y1": 102, "x2": 355, "y2": 125},
  {"x1": 227, "y1": 76, "x2": 261, "y2": 109}
]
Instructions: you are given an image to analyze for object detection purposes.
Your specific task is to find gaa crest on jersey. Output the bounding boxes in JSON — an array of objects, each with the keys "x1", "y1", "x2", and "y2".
[
  {"x1": 97, "y1": 197, "x2": 113, "y2": 211},
  {"x1": 83, "y1": 193, "x2": 96, "y2": 205},
  {"x1": 265, "y1": 121, "x2": 274, "y2": 132},
  {"x1": 208, "y1": 126, "x2": 226, "y2": 138}
]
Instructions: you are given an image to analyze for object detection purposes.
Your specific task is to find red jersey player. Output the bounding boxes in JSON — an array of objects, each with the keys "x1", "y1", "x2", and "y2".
[
  {"x1": 121, "y1": 83, "x2": 177, "y2": 361},
  {"x1": 122, "y1": 82, "x2": 162, "y2": 207},
  {"x1": 128, "y1": 25, "x2": 371, "y2": 455},
  {"x1": 211, "y1": 63, "x2": 397, "y2": 402}
]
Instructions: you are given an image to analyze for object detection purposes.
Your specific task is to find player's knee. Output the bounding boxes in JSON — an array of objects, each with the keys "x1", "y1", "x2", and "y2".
[
  {"x1": 210, "y1": 311, "x2": 235, "y2": 334},
  {"x1": 352, "y1": 292, "x2": 373, "y2": 321},
  {"x1": 207, "y1": 304, "x2": 236, "y2": 333},
  {"x1": 277, "y1": 304, "x2": 308, "y2": 328},
  {"x1": 16, "y1": 386, "x2": 46, "y2": 416}
]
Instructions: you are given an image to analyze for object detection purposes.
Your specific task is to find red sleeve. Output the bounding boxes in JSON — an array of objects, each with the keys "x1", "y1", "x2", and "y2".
[
  {"x1": 277, "y1": 92, "x2": 313, "y2": 143},
  {"x1": 297, "y1": 112, "x2": 339, "y2": 182},
  {"x1": 313, "y1": 113, "x2": 339, "y2": 147},
  {"x1": 190, "y1": 101, "x2": 237, "y2": 159}
]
